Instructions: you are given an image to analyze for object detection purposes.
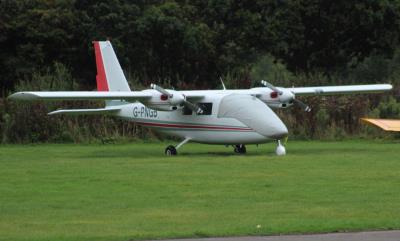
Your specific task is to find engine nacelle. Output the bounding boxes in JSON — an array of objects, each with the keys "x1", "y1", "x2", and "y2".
[
  {"x1": 267, "y1": 102, "x2": 294, "y2": 109},
  {"x1": 140, "y1": 89, "x2": 184, "y2": 111},
  {"x1": 257, "y1": 87, "x2": 295, "y2": 109}
]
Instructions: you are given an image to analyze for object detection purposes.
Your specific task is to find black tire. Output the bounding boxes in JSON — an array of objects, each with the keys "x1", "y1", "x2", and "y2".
[
  {"x1": 165, "y1": 145, "x2": 177, "y2": 156},
  {"x1": 234, "y1": 144, "x2": 246, "y2": 154}
]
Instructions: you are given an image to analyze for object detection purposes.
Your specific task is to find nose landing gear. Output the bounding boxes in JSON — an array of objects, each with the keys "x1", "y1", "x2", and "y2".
[{"x1": 275, "y1": 140, "x2": 286, "y2": 156}]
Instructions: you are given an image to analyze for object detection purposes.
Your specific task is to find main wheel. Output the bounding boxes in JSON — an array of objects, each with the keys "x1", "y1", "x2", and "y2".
[
  {"x1": 165, "y1": 145, "x2": 177, "y2": 156},
  {"x1": 234, "y1": 144, "x2": 246, "y2": 154}
]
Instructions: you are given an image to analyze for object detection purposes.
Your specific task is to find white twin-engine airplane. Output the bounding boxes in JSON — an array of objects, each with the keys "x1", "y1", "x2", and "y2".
[{"x1": 9, "y1": 41, "x2": 393, "y2": 156}]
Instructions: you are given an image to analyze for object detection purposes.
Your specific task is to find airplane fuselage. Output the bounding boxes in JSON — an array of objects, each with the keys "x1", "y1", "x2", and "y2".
[{"x1": 116, "y1": 90, "x2": 284, "y2": 144}]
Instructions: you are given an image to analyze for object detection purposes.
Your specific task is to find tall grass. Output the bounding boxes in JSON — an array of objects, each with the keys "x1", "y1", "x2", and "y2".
[{"x1": 0, "y1": 63, "x2": 155, "y2": 144}]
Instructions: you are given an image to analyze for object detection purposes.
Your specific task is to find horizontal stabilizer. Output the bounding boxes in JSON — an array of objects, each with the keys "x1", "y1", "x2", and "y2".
[
  {"x1": 48, "y1": 106, "x2": 122, "y2": 116},
  {"x1": 8, "y1": 91, "x2": 152, "y2": 101},
  {"x1": 290, "y1": 84, "x2": 392, "y2": 96}
]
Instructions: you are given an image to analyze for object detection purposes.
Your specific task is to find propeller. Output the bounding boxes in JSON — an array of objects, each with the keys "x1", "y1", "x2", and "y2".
[
  {"x1": 261, "y1": 80, "x2": 282, "y2": 95},
  {"x1": 150, "y1": 83, "x2": 172, "y2": 98},
  {"x1": 151, "y1": 84, "x2": 203, "y2": 114},
  {"x1": 261, "y1": 80, "x2": 311, "y2": 112},
  {"x1": 182, "y1": 99, "x2": 203, "y2": 114},
  {"x1": 293, "y1": 98, "x2": 312, "y2": 112}
]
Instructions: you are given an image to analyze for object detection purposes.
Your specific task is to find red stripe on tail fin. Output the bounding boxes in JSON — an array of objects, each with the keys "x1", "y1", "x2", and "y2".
[{"x1": 93, "y1": 41, "x2": 109, "y2": 91}]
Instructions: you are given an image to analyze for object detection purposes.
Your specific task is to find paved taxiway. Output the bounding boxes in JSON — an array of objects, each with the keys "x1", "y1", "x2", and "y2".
[{"x1": 147, "y1": 230, "x2": 400, "y2": 241}]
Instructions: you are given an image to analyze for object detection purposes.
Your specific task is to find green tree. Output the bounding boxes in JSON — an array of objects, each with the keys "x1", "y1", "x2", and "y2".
[{"x1": 269, "y1": 0, "x2": 400, "y2": 74}]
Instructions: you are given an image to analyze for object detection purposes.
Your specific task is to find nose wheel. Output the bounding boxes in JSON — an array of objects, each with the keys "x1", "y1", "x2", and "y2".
[
  {"x1": 275, "y1": 140, "x2": 286, "y2": 156},
  {"x1": 234, "y1": 144, "x2": 246, "y2": 154}
]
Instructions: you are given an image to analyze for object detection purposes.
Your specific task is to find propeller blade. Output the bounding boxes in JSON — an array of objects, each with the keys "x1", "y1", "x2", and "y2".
[
  {"x1": 150, "y1": 84, "x2": 172, "y2": 97},
  {"x1": 261, "y1": 80, "x2": 283, "y2": 95},
  {"x1": 183, "y1": 100, "x2": 203, "y2": 114},
  {"x1": 294, "y1": 98, "x2": 311, "y2": 112}
]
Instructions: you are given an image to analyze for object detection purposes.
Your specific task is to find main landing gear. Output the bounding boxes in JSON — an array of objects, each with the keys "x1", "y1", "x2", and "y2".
[
  {"x1": 165, "y1": 138, "x2": 191, "y2": 156},
  {"x1": 233, "y1": 144, "x2": 246, "y2": 154},
  {"x1": 165, "y1": 145, "x2": 177, "y2": 155}
]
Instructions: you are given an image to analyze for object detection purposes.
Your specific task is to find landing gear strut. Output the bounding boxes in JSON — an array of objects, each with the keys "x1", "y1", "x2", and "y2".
[
  {"x1": 234, "y1": 144, "x2": 246, "y2": 154},
  {"x1": 165, "y1": 138, "x2": 191, "y2": 156},
  {"x1": 275, "y1": 140, "x2": 286, "y2": 156}
]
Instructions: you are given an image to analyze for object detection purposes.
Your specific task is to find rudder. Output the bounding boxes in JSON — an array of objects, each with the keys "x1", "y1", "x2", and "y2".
[{"x1": 93, "y1": 41, "x2": 131, "y2": 92}]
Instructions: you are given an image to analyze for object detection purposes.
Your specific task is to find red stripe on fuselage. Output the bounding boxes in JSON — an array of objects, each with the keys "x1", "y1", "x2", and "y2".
[
  {"x1": 94, "y1": 42, "x2": 109, "y2": 91},
  {"x1": 136, "y1": 121, "x2": 252, "y2": 131}
]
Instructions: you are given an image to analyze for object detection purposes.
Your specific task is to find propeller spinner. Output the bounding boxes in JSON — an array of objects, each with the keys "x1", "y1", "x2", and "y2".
[
  {"x1": 261, "y1": 80, "x2": 311, "y2": 112},
  {"x1": 151, "y1": 84, "x2": 203, "y2": 114}
]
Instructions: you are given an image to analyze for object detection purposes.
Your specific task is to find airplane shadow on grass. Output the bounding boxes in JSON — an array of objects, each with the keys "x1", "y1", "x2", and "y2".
[
  {"x1": 286, "y1": 147, "x2": 386, "y2": 156},
  {"x1": 83, "y1": 148, "x2": 265, "y2": 159},
  {"x1": 83, "y1": 151, "x2": 262, "y2": 159},
  {"x1": 179, "y1": 151, "x2": 263, "y2": 157},
  {"x1": 81, "y1": 144, "x2": 389, "y2": 159}
]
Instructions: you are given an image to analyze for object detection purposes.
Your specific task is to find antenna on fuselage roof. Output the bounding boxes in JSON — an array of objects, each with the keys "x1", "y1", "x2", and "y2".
[{"x1": 219, "y1": 76, "x2": 226, "y2": 90}]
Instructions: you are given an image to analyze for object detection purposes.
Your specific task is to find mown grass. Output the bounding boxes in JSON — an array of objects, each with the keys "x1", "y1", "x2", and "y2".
[{"x1": 0, "y1": 140, "x2": 399, "y2": 241}]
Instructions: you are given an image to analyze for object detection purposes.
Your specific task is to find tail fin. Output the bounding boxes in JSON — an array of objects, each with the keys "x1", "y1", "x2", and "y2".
[{"x1": 93, "y1": 41, "x2": 131, "y2": 92}]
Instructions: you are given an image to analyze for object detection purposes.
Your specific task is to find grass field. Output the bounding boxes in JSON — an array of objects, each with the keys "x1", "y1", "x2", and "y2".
[{"x1": 0, "y1": 140, "x2": 400, "y2": 241}]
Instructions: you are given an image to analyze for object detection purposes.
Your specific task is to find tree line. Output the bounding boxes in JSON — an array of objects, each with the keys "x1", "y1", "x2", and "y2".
[{"x1": 1, "y1": 0, "x2": 400, "y2": 143}]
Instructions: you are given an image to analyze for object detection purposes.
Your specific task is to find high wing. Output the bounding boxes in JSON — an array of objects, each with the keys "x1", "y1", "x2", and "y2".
[
  {"x1": 8, "y1": 91, "x2": 152, "y2": 101},
  {"x1": 289, "y1": 84, "x2": 392, "y2": 96}
]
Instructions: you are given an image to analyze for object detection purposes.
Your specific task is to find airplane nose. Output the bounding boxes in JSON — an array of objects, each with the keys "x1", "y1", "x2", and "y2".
[
  {"x1": 217, "y1": 94, "x2": 289, "y2": 140},
  {"x1": 260, "y1": 106, "x2": 289, "y2": 139},
  {"x1": 269, "y1": 123, "x2": 288, "y2": 139}
]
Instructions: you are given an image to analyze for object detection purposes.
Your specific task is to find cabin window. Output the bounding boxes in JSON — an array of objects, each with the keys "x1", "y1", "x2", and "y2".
[
  {"x1": 182, "y1": 106, "x2": 193, "y2": 115},
  {"x1": 197, "y1": 103, "x2": 213, "y2": 115}
]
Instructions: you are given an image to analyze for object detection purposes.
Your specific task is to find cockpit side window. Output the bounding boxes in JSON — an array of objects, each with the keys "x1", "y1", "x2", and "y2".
[{"x1": 197, "y1": 103, "x2": 212, "y2": 115}]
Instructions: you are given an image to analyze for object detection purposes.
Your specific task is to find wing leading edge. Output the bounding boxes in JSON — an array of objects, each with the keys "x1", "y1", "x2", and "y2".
[{"x1": 289, "y1": 84, "x2": 392, "y2": 96}]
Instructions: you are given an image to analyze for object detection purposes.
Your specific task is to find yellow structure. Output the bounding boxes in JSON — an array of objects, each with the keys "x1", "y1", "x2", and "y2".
[{"x1": 361, "y1": 118, "x2": 400, "y2": 132}]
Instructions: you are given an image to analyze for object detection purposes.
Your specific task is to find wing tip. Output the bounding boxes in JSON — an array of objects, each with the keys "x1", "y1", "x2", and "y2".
[{"x1": 8, "y1": 92, "x2": 39, "y2": 101}]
